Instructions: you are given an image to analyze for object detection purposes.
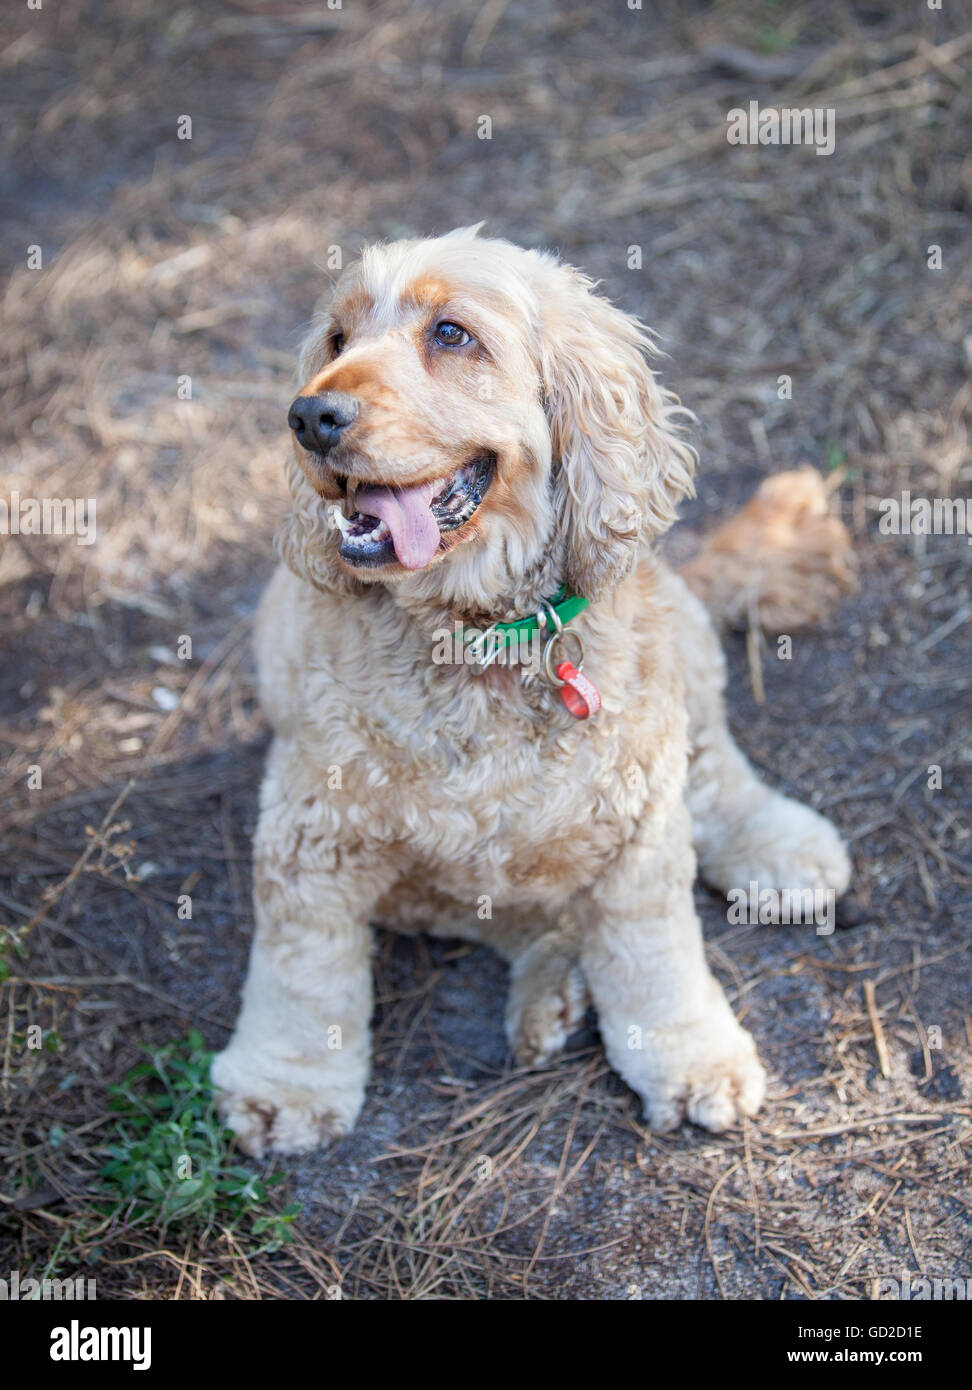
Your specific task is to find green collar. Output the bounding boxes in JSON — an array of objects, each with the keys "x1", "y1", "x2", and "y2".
[{"x1": 464, "y1": 586, "x2": 589, "y2": 667}]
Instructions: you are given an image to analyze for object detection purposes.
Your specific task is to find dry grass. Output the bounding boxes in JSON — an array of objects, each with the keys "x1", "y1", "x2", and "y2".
[{"x1": 1, "y1": 0, "x2": 969, "y2": 1299}]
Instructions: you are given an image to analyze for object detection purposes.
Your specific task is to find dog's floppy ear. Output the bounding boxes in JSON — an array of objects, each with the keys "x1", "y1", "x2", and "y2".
[{"x1": 538, "y1": 263, "x2": 696, "y2": 602}]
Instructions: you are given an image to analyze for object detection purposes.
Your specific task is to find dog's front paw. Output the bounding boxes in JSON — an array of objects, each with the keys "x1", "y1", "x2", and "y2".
[
  {"x1": 706, "y1": 794, "x2": 851, "y2": 899},
  {"x1": 632, "y1": 1013, "x2": 767, "y2": 1134},
  {"x1": 211, "y1": 1046, "x2": 365, "y2": 1158}
]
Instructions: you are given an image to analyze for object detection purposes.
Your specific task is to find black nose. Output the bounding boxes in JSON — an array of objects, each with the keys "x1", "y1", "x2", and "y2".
[{"x1": 288, "y1": 392, "x2": 358, "y2": 455}]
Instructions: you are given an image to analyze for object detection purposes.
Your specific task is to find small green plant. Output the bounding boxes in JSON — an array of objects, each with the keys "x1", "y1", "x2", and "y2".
[
  {"x1": 0, "y1": 924, "x2": 28, "y2": 983},
  {"x1": 756, "y1": 25, "x2": 792, "y2": 54},
  {"x1": 826, "y1": 441, "x2": 845, "y2": 472},
  {"x1": 97, "y1": 1030, "x2": 300, "y2": 1250}
]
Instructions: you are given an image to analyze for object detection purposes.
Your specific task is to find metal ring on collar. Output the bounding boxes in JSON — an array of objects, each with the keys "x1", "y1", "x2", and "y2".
[{"x1": 543, "y1": 628, "x2": 585, "y2": 687}]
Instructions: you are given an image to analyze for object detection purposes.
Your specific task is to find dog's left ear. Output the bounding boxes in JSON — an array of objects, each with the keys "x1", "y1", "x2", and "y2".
[{"x1": 538, "y1": 263, "x2": 696, "y2": 601}]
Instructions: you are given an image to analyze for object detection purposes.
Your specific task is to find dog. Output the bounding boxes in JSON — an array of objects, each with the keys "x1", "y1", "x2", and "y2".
[{"x1": 211, "y1": 226, "x2": 854, "y2": 1157}]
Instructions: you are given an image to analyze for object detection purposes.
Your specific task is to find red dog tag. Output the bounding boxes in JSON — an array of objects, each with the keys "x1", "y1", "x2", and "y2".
[{"x1": 556, "y1": 660, "x2": 601, "y2": 719}]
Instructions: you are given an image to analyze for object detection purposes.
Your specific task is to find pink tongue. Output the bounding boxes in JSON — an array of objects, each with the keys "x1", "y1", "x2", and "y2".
[{"x1": 354, "y1": 481, "x2": 440, "y2": 570}]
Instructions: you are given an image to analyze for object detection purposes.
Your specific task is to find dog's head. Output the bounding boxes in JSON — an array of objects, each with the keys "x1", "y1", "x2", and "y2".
[{"x1": 280, "y1": 227, "x2": 695, "y2": 613}]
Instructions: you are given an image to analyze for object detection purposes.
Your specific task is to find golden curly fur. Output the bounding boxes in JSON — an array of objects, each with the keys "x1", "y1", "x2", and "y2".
[{"x1": 212, "y1": 227, "x2": 854, "y2": 1156}]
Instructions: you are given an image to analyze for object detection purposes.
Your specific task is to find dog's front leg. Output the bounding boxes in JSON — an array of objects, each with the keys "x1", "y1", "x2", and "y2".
[
  {"x1": 579, "y1": 800, "x2": 766, "y2": 1133},
  {"x1": 212, "y1": 744, "x2": 395, "y2": 1157}
]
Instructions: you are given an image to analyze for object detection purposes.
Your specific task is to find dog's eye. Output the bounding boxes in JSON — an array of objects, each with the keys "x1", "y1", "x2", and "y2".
[
  {"x1": 434, "y1": 321, "x2": 471, "y2": 347},
  {"x1": 330, "y1": 331, "x2": 345, "y2": 356}
]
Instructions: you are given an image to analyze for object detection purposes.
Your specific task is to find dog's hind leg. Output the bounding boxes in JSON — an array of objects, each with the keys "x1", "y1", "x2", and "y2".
[
  {"x1": 667, "y1": 571, "x2": 851, "y2": 899},
  {"x1": 504, "y1": 926, "x2": 590, "y2": 1067},
  {"x1": 373, "y1": 885, "x2": 588, "y2": 1066},
  {"x1": 474, "y1": 906, "x2": 589, "y2": 1067}
]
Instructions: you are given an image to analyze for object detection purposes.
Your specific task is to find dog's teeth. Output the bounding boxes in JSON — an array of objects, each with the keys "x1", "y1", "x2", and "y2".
[
  {"x1": 342, "y1": 517, "x2": 389, "y2": 548},
  {"x1": 330, "y1": 506, "x2": 353, "y2": 536}
]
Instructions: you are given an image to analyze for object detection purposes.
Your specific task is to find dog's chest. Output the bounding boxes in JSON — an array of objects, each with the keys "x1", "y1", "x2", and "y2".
[{"x1": 321, "y1": 667, "x2": 656, "y2": 902}]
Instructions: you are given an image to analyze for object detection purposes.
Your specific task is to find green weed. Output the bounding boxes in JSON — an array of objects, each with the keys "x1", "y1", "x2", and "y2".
[{"x1": 96, "y1": 1030, "x2": 300, "y2": 1251}]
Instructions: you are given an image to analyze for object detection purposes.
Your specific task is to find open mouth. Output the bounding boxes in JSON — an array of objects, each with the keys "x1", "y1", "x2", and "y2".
[{"x1": 331, "y1": 454, "x2": 495, "y2": 570}]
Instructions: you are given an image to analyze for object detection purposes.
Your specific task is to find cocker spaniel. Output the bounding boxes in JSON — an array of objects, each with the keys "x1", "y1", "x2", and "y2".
[{"x1": 212, "y1": 227, "x2": 854, "y2": 1156}]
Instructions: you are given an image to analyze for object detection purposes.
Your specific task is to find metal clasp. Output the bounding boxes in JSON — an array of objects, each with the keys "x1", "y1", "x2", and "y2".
[{"x1": 466, "y1": 623, "x2": 502, "y2": 673}]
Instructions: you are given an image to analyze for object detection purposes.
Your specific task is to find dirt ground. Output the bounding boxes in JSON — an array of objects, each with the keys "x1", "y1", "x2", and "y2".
[{"x1": 1, "y1": 1, "x2": 970, "y2": 1300}]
